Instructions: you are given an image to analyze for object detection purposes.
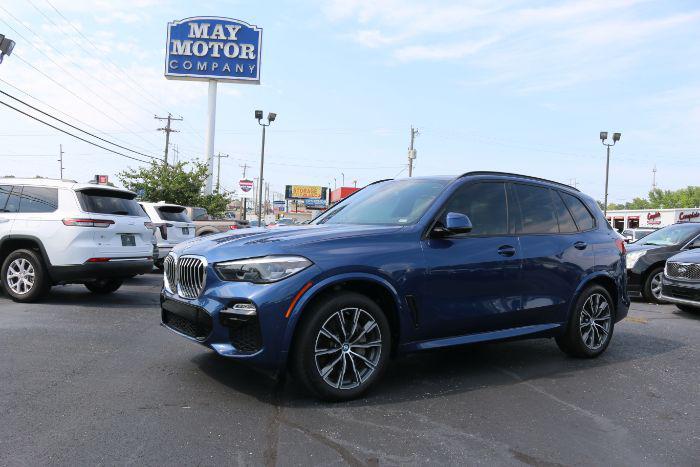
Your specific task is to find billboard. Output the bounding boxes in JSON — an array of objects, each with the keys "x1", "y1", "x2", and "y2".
[
  {"x1": 285, "y1": 185, "x2": 327, "y2": 200},
  {"x1": 304, "y1": 199, "x2": 327, "y2": 210},
  {"x1": 165, "y1": 17, "x2": 262, "y2": 83}
]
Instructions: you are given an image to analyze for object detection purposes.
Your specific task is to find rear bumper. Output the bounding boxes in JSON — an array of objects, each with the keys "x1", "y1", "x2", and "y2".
[{"x1": 49, "y1": 259, "x2": 153, "y2": 283}]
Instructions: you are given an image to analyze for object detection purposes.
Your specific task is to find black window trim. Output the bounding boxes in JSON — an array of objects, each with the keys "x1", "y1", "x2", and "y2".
[
  {"x1": 557, "y1": 189, "x2": 598, "y2": 233},
  {"x1": 423, "y1": 180, "x2": 515, "y2": 240}
]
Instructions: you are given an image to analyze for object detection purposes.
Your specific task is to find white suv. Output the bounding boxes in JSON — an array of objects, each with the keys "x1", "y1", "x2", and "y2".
[
  {"x1": 0, "y1": 178, "x2": 154, "y2": 302},
  {"x1": 139, "y1": 202, "x2": 195, "y2": 269}
]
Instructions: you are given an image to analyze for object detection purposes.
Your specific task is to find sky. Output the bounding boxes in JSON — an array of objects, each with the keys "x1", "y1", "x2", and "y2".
[{"x1": 1, "y1": 0, "x2": 699, "y2": 204}]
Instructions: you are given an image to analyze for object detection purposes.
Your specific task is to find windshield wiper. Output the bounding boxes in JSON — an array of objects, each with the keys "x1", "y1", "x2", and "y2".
[{"x1": 317, "y1": 205, "x2": 346, "y2": 224}]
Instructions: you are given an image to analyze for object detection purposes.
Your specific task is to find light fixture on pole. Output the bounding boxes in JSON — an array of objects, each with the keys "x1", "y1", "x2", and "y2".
[
  {"x1": 0, "y1": 34, "x2": 15, "y2": 64},
  {"x1": 600, "y1": 131, "x2": 621, "y2": 218},
  {"x1": 255, "y1": 110, "x2": 276, "y2": 227}
]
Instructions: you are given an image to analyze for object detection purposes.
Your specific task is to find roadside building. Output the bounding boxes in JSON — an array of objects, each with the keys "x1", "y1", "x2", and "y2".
[{"x1": 606, "y1": 208, "x2": 700, "y2": 231}]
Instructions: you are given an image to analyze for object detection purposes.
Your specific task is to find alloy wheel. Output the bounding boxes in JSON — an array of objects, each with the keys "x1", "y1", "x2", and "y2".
[
  {"x1": 579, "y1": 293, "x2": 611, "y2": 350},
  {"x1": 314, "y1": 307, "x2": 382, "y2": 390},
  {"x1": 6, "y1": 258, "x2": 35, "y2": 295},
  {"x1": 650, "y1": 272, "x2": 663, "y2": 300}
]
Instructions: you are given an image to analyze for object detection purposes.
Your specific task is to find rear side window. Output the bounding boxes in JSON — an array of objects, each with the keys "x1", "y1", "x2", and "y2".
[
  {"x1": 157, "y1": 206, "x2": 191, "y2": 222},
  {"x1": 551, "y1": 191, "x2": 577, "y2": 233},
  {"x1": 18, "y1": 186, "x2": 58, "y2": 213},
  {"x1": 443, "y1": 182, "x2": 508, "y2": 236},
  {"x1": 513, "y1": 184, "x2": 558, "y2": 234},
  {"x1": 561, "y1": 192, "x2": 595, "y2": 231},
  {"x1": 192, "y1": 207, "x2": 209, "y2": 221},
  {"x1": 4, "y1": 187, "x2": 21, "y2": 213},
  {"x1": 0, "y1": 185, "x2": 12, "y2": 212},
  {"x1": 77, "y1": 189, "x2": 144, "y2": 216}
]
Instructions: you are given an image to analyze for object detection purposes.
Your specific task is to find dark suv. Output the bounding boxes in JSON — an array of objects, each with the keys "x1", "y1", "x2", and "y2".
[
  {"x1": 625, "y1": 223, "x2": 700, "y2": 302},
  {"x1": 161, "y1": 172, "x2": 628, "y2": 400}
]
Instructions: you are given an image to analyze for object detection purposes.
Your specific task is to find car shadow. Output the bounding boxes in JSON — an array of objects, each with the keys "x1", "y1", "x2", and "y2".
[{"x1": 192, "y1": 330, "x2": 684, "y2": 407}]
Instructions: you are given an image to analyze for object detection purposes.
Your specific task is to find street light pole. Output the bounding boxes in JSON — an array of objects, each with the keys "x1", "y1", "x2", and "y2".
[
  {"x1": 600, "y1": 131, "x2": 621, "y2": 218},
  {"x1": 255, "y1": 110, "x2": 276, "y2": 227}
]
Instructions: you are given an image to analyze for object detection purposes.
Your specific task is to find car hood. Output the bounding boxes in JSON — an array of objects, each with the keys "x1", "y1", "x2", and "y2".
[
  {"x1": 667, "y1": 249, "x2": 700, "y2": 263},
  {"x1": 626, "y1": 243, "x2": 667, "y2": 253},
  {"x1": 172, "y1": 223, "x2": 405, "y2": 262}
]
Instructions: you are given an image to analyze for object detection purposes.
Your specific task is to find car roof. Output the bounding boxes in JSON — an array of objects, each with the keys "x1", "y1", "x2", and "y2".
[
  {"x1": 394, "y1": 172, "x2": 579, "y2": 193},
  {"x1": 0, "y1": 177, "x2": 135, "y2": 195}
]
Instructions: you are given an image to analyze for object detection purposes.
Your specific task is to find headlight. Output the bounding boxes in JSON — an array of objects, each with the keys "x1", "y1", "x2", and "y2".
[
  {"x1": 214, "y1": 256, "x2": 312, "y2": 283},
  {"x1": 625, "y1": 250, "x2": 646, "y2": 269}
]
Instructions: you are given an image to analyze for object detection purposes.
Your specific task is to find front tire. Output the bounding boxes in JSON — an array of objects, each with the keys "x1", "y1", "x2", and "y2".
[
  {"x1": 1, "y1": 249, "x2": 50, "y2": 302},
  {"x1": 85, "y1": 279, "x2": 123, "y2": 294},
  {"x1": 556, "y1": 285, "x2": 615, "y2": 358},
  {"x1": 643, "y1": 267, "x2": 665, "y2": 303},
  {"x1": 291, "y1": 292, "x2": 391, "y2": 401}
]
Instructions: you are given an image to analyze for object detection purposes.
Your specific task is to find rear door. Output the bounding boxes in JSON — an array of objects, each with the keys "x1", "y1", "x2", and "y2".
[
  {"x1": 511, "y1": 184, "x2": 595, "y2": 325},
  {"x1": 76, "y1": 188, "x2": 152, "y2": 259},
  {"x1": 0, "y1": 185, "x2": 18, "y2": 240}
]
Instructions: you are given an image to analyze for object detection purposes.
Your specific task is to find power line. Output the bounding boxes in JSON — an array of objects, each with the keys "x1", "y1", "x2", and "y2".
[
  {"x1": 11, "y1": 53, "x2": 162, "y2": 152},
  {"x1": 0, "y1": 89, "x2": 160, "y2": 161},
  {"x1": 0, "y1": 99, "x2": 151, "y2": 164},
  {"x1": 41, "y1": 0, "x2": 176, "y2": 116}
]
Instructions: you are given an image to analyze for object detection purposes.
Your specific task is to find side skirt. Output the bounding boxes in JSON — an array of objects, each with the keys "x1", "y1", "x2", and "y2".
[{"x1": 400, "y1": 323, "x2": 562, "y2": 353}]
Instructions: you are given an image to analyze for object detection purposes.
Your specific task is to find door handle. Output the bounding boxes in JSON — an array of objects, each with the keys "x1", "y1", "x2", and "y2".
[
  {"x1": 497, "y1": 245, "x2": 516, "y2": 257},
  {"x1": 574, "y1": 241, "x2": 588, "y2": 250}
]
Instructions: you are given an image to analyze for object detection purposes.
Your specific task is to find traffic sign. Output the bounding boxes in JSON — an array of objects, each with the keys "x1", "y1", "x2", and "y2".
[{"x1": 239, "y1": 179, "x2": 253, "y2": 192}]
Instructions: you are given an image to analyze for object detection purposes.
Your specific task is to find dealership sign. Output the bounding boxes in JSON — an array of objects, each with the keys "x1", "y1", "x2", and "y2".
[{"x1": 165, "y1": 17, "x2": 262, "y2": 83}]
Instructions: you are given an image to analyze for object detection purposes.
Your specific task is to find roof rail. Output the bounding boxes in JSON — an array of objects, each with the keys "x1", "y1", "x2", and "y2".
[{"x1": 459, "y1": 171, "x2": 580, "y2": 192}]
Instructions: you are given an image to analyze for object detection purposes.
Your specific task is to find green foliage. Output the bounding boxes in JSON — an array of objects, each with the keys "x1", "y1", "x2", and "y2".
[
  {"x1": 600, "y1": 186, "x2": 700, "y2": 211},
  {"x1": 118, "y1": 161, "x2": 232, "y2": 218}
]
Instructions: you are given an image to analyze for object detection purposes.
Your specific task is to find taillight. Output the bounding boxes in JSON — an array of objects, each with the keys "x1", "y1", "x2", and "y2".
[
  {"x1": 229, "y1": 225, "x2": 239, "y2": 230},
  {"x1": 144, "y1": 222, "x2": 155, "y2": 230},
  {"x1": 63, "y1": 218, "x2": 114, "y2": 228},
  {"x1": 158, "y1": 224, "x2": 168, "y2": 240},
  {"x1": 615, "y1": 238, "x2": 626, "y2": 255}
]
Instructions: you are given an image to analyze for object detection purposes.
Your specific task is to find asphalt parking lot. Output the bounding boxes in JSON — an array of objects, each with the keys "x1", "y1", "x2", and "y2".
[{"x1": 1, "y1": 273, "x2": 698, "y2": 466}]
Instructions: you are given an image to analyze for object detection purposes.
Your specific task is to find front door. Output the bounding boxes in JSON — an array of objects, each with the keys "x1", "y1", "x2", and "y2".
[{"x1": 419, "y1": 181, "x2": 522, "y2": 339}]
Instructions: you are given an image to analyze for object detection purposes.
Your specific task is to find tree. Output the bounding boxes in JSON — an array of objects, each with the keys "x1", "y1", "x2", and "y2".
[
  {"x1": 119, "y1": 161, "x2": 232, "y2": 218},
  {"x1": 600, "y1": 186, "x2": 700, "y2": 211}
]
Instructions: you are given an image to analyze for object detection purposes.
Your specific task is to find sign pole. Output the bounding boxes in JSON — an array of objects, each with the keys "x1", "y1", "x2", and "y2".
[{"x1": 204, "y1": 79, "x2": 218, "y2": 195}]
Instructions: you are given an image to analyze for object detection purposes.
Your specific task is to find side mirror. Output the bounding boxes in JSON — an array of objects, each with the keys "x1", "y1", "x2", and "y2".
[{"x1": 445, "y1": 212, "x2": 472, "y2": 234}]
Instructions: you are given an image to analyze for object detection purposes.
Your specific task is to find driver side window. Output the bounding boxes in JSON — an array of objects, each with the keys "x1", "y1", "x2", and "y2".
[{"x1": 443, "y1": 182, "x2": 509, "y2": 236}]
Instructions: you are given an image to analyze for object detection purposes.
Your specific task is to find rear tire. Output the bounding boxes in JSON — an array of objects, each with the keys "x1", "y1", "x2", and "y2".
[
  {"x1": 291, "y1": 292, "x2": 391, "y2": 401},
  {"x1": 676, "y1": 304, "x2": 700, "y2": 314},
  {"x1": 85, "y1": 279, "x2": 123, "y2": 294},
  {"x1": 556, "y1": 285, "x2": 615, "y2": 358},
  {"x1": 643, "y1": 267, "x2": 665, "y2": 304},
  {"x1": 1, "y1": 249, "x2": 50, "y2": 302},
  {"x1": 155, "y1": 259, "x2": 165, "y2": 271}
]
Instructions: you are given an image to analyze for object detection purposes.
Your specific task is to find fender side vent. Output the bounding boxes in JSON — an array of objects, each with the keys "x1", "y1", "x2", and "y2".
[{"x1": 405, "y1": 295, "x2": 420, "y2": 329}]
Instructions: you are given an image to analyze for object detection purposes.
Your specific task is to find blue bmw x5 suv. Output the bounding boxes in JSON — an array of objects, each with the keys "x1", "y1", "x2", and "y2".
[{"x1": 161, "y1": 172, "x2": 629, "y2": 400}]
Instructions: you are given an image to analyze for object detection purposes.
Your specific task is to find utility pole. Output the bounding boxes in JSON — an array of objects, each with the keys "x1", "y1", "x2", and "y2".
[
  {"x1": 155, "y1": 113, "x2": 182, "y2": 165},
  {"x1": 652, "y1": 165, "x2": 657, "y2": 190},
  {"x1": 255, "y1": 110, "x2": 277, "y2": 227},
  {"x1": 58, "y1": 144, "x2": 64, "y2": 179},
  {"x1": 172, "y1": 144, "x2": 179, "y2": 164},
  {"x1": 215, "y1": 152, "x2": 229, "y2": 193},
  {"x1": 408, "y1": 126, "x2": 419, "y2": 177}
]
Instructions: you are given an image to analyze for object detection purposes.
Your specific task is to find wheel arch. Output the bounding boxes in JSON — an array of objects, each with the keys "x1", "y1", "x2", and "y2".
[
  {"x1": 0, "y1": 235, "x2": 51, "y2": 270},
  {"x1": 568, "y1": 272, "x2": 621, "y2": 323},
  {"x1": 282, "y1": 273, "x2": 407, "y2": 363}
]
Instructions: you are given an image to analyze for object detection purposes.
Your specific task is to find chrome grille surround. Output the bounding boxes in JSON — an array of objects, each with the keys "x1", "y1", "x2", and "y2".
[
  {"x1": 163, "y1": 253, "x2": 177, "y2": 293},
  {"x1": 665, "y1": 261, "x2": 700, "y2": 281},
  {"x1": 176, "y1": 255, "x2": 208, "y2": 299}
]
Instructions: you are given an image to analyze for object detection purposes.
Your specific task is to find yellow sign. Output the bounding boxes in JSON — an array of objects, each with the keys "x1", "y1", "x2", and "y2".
[{"x1": 289, "y1": 185, "x2": 323, "y2": 199}]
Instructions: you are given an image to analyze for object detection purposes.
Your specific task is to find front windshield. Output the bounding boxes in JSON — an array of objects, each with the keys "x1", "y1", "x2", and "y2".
[
  {"x1": 638, "y1": 224, "x2": 697, "y2": 246},
  {"x1": 313, "y1": 179, "x2": 450, "y2": 226}
]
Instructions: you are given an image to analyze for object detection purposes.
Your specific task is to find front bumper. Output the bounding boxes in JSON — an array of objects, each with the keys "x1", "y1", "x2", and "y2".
[
  {"x1": 660, "y1": 276, "x2": 700, "y2": 306},
  {"x1": 160, "y1": 266, "x2": 319, "y2": 371}
]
